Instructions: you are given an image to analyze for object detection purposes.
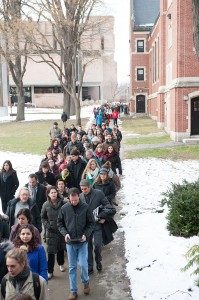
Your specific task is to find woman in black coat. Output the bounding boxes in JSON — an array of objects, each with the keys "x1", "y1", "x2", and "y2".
[
  {"x1": 0, "y1": 160, "x2": 19, "y2": 213},
  {"x1": 41, "y1": 186, "x2": 66, "y2": 279},
  {"x1": 104, "y1": 146, "x2": 122, "y2": 176},
  {"x1": 35, "y1": 161, "x2": 56, "y2": 187},
  {"x1": 94, "y1": 168, "x2": 116, "y2": 205}
]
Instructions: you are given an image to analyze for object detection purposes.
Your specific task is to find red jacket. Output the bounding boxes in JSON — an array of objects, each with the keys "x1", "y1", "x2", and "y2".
[{"x1": 112, "y1": 111, "x2": 119, "y2": 119}]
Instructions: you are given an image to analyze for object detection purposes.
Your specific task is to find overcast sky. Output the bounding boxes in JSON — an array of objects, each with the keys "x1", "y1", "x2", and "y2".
[{"x1": 102, "y1": 0, "x2": 130, "y2": 84}]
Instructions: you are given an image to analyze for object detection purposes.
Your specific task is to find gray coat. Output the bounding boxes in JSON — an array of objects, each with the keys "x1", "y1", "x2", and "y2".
[
  {"x1": 41, "y1": 199, "x2": 65, "y2": 254},
  {"x1": 80, "y1": 188, "x2": 115, "y2": 231}
]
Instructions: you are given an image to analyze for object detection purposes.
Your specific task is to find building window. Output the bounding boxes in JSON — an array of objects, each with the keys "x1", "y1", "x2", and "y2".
[
  {"x1": 168, "y1": 24, "x2": 172, "y2": 49},
  {"x1": 137, "y1": 68, "x2": 144, "y2": 81},
  {"x1": 101, "y1": 36, "x2": 104, "y2": 50},
  {"x1": 137, "y1": 40, "x2": 144, "y2": 52},
  {"x1": 34, "y1": 86, "x2": 62, "y2": 94}
]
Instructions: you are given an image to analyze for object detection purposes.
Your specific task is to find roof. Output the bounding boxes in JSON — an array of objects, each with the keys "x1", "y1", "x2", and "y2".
[{"x1": 131, "y1": 0, "x2": 160, "y2": 29}]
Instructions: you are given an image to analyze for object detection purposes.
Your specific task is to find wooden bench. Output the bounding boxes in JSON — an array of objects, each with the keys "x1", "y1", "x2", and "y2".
[{"x1": 10, "y1": 113, "x2": 17, "y2": 117}]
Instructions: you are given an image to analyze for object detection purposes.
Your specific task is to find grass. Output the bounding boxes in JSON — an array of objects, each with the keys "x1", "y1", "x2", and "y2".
[
  {"x1": 122, "y1": 116, "x2": 162, "y2": 135},
  {"x1": 125, "y1": 146, "x2": 199, "y2": 160},
  {"x1": 124, "y1": 134, "x2": 171, "y2": 145},
  {"x1": 0, "y1": 118, "x2": 87, "y2": 155}
]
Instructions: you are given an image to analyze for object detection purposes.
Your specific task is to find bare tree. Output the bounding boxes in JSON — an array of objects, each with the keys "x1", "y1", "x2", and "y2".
[
  {"x1": 27, "y1": 0, "x2": 104, "y2": 124},
  {"x1": 0, "y1": 0, "x2": 31, "y2": 121},
  {"x1": 193, "y1": 0, "x2": 199, "y2": 56}
]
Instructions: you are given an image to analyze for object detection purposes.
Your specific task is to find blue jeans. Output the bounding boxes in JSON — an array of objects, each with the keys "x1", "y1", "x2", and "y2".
[{"x1": 66, "y1": 242, "x2": 89, "y2": 293}]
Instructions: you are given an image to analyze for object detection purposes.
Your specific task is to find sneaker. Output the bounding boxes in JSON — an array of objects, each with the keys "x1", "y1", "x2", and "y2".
[
  {"x1": 68, "y1": 292, "x2": 78, "y2": 300},
  {"x1": 59, "y1": 265, "x2": 65, "y2": 272},
  {"x1": 96, "y1": 262, "x2": 102, "y2": 272},
  {"x1": 48, "y1": 273, "x2": 53, "y2": 279},
  {"x1": 84, "y1": 282, "x2": 90, "y2": 295}
]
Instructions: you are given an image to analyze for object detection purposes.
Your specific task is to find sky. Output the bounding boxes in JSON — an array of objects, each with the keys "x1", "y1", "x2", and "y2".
[{"x1": 102, "y1": 0, "x2": 130, "y2": 84}]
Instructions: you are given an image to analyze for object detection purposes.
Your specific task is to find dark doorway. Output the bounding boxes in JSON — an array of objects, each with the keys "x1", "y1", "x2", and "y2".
[
  {"x1": 136, "y1": 95, "x2": 145, "y2": 113},
  {"x1": 191, "y1": 97, "x2": 199, "y2": 135}
]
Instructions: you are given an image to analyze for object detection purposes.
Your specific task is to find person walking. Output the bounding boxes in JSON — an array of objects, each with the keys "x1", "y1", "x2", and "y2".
[
  {"x1": 25, "y1": 174, "x2": 47, "y2": 212},
  {"x1": 57, "y1": 187, "x2": 94, "y2": 300},
  {"x1": 0, "y1": 160, "x2": 19, "y2": 213},
  {"x1": 79, "y1": 179, "x2": 116, "y2": 274},
  {"x1": 41, "y1": 186, "x2": 66, "y2": 279},
  {"x1": 6, "y1": 187, "x2": 42, "y2": 233},
  {"x1": 13, "y1": 224, "x2": 48, "y2": 282},
  {"x1": 10, "y1": 208, "x2": 41, "y2": 244},
  {"x1": 0, "y1": 248, "x2": 49, "y2": 299}
]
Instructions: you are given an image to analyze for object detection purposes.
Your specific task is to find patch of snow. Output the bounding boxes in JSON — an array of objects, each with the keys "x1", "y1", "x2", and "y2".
[{"x1": 120, "y1": 158, "x2": 199, "y2": 299}]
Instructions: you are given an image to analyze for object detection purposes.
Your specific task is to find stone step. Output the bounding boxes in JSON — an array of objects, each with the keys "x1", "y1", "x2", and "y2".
[{"x1": 183, "y1": 138, "x2": 199, "y2": 145}]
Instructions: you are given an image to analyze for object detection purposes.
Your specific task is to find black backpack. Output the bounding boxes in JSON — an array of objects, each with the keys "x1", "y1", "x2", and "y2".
[{"x1": 1, "y1": 272, "x2": 41, "y2": 300}]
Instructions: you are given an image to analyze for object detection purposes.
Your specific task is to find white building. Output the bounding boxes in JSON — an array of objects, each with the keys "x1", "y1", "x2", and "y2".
[{"x1": 9, "y1": 16, "x2": 117, "y2": 108}]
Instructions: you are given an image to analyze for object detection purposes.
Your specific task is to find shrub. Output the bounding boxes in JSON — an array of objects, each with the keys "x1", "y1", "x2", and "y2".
[
  {"x1": 161, "y1": 180, "x2": 199, "y2": 237},
  {"x1": 182, "y1": 244, "x2": 199, "y2": 286}
]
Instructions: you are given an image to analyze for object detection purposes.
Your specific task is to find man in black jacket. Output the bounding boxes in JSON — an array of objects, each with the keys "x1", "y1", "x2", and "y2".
[
  {"x1": 67, "y1": 149, "x2": 87, "y2": 190},
  {"x1": 25, "y1": 173, "x2": 47, "y2": 212},
  {"x1": 79, "y1": 179, "x2": 116, "y2": 275},
  {"x1": 57, "y1": 188, "x2": 94, "y2": 300}
]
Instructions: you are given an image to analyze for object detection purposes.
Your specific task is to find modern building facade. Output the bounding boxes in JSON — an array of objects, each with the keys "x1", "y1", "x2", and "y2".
[
  {"x1": 9, "y1": 16, "x2": 117, "y2": 107},
  {"x1": 130, "y1": 0, "x2": 199, "y2": 141}
]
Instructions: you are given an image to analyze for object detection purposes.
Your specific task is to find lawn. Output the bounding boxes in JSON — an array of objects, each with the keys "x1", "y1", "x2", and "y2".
[
  {"x1": 122, "y1": 116, "x2": 163, "y2": 135},
  {"x1": 125, "y1": 145, "x2": 199, "y2": 160},
  {"x1": 124, "y1": 134, "x2": 171, "y2": 145},
  {"x1": 0, "y1": 119, "x2": 87, "y2": 155}
]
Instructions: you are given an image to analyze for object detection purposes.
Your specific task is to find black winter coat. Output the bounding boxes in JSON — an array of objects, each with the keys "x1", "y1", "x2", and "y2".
[
  {"x1": 67, "y1": 158, "x2": 87, "y2": 190},
  {"x1": 57, "y1": 200, "x2": 94, "y2": 243},
  {"x1": 101, "y1": 218, "x2": 118, "y2": 246},
  {"x1": 94, "y1": 179, "x2": 116, "y2": 205},
  {"x1": 0, "y1": 170, "x2": 19, "y2": 213},
  {"x1": 35, "y1": 170, "x2": 56, "y2": 187},
  {"x1": 105, "y1": 153, "x2": 122, "y2": 175},
  {"x1": 25, "y1": 183, "x2": 47, "y2": 212},
  {"x1": 64, "y1": 140, "x2": 85, "y2": 156},
  {"x1": 0, "y1": 216, "x2": 9, "y2": 242},
  {"x1": 80, "y1": 188, "x2": 116, "y2": 231},
  {"x1": 6, "y1": 198, "x2": 42, "y2": 232},
  {"x1": 41, "y1": 199, "x2": 65, "y2": 254},
  {"x1": 0, "y1": 241, "x2": 14, "y2": 283}
]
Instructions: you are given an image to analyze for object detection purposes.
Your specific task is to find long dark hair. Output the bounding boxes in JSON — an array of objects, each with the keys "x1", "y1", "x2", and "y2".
[
  {"x1": 1, "y1": 160, "x2": 13, "y2": 172},
  {"x1": 13, "y1": 224, "x2": 39, "y2": 251}
]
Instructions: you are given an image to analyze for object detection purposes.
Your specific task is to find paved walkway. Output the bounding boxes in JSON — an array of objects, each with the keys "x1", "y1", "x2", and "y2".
[{"x1": 123, "y1": 141, "x2": 184, "y2": 151}]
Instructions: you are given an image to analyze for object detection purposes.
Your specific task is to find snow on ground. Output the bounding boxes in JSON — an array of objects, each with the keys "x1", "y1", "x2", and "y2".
[
  {"x1": 1, "y1": 107, "x2": 199, "y2": 299},
  {"x1": 0, "y1": 105, "x2": 94, "y2": 122},
  {"x1": 120, "y1": 158, "x2": 199, "y2": 300}
]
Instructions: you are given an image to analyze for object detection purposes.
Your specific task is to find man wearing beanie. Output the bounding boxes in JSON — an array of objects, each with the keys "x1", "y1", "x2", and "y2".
[{"x1": 67, "y1": 149, "x2": 86, "y2": 190}]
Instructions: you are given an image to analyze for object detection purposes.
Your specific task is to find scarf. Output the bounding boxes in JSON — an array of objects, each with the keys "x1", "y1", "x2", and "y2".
[
  {"x1": 2, "y1": 170, "x2": 12, "y2": 182},
  {"x1": 86, "y1": 168, "x2": 99, "y2": 180},
  {"x1": 9, "y1": 266, "x2": 30, "y2": 292}
]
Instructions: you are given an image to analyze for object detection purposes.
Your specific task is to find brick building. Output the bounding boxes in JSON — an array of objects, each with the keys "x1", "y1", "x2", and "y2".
[{"x1": 130, "y1": 0, "x2": 199, "y2": 141}]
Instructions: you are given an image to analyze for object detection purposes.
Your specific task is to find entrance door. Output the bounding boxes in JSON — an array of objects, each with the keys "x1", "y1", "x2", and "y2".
[
  {"x1": 136, "y1": 95, "x2": 145, "y2": 113},
  {"x1": 191, "y1": 97, "x2": 199, "y2": 135}
]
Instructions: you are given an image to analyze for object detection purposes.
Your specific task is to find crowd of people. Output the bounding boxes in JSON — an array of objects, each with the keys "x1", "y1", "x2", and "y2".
[{"x1": 0, "y1": 105, "x2": 123, "y2": 300}]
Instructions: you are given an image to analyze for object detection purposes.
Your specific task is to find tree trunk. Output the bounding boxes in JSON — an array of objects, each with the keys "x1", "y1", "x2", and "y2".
[
  {"x1": 74, "y1": 95, "x2": 81, "y2": 125},
  {"x1": 63, "y1": 90, "x2": 71, "y2": 117},
  {"x1": 16, "y1": 82, "x2": 25, "y2": 121},
  {"x1": 193, "y1": 0, "x2": 199, "y2": 56}
]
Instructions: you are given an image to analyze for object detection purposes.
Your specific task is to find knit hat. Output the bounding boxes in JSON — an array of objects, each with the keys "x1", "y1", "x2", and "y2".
[{"x1": 99, "y1": 168, "x2": 108, "y2": 175}]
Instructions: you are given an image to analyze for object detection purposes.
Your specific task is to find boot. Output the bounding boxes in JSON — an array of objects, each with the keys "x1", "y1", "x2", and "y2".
[
  {"x1": 84, "y1": 282, "x2": 90, "y2": 295},
  {"x1": 68, "y1": 292, "x2": 78, "y2": 300}
]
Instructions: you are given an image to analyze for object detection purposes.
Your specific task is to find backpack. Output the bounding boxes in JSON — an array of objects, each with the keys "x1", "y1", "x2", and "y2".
[{"x1": 1, "y1": 272, "x2": 41, "y2": 300}]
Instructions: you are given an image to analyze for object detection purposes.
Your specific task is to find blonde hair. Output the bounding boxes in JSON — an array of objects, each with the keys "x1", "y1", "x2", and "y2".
[{"x1": 6, "y1": 248, "x2": 28, "y2": 268}]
